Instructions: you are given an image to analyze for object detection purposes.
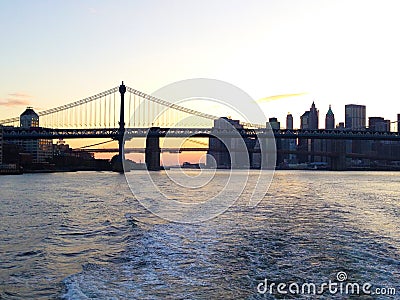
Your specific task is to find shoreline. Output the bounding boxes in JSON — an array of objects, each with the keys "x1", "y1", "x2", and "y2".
[{"x1": 2, "y1": 167, "x2": 398, "y2": 175}]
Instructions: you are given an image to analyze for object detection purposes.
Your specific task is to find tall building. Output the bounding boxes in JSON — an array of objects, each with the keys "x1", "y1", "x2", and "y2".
[
  {"x1": 325, "y1": 105, "x2": 335, "y2": 130},
  {"x1": 345, "y1": 104, "x2": 366, "y2": 130},
  {"x1": 9, "y1": 108, "x2": 53, "y2": 163},
  {"x1": 207, "y1": 117, "x2": 251, "y2": 168},
  {"x1": 298, "y1": 102, "x2": 319, "y2": 163},
  {"x1": 20, "y1": 107, "x2": 39, "y2": 128},
  {"x1": 300, "y1": 102, "x2": 319, "y2": 130},
  {"x1": 267, "y1": 117, "x2": 280, "y2": 130},
  {"x1": 398, "y1": 114, "x2": 400, "y2": 133},
  {"x1": 336, "y1": 122, "x2": 345, "y2": 130},
  {"x1": 300, "y1": 111, "x2": 310, "y2": 129},
  {"x1": 286, "y1": 113, "x2": 293, "y2": 130},
  {"x1": 369, "y1": 117, "x2": 390, "y2": 132},
  {"x1": 309, "y1": 101, "x2": 319, "y2": 129},
  {"x1": 282, "y1": 113, "x2": 296, "y2": 163}
]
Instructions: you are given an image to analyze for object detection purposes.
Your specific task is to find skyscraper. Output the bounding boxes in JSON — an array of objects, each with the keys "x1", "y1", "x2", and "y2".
[
  {"x1": 20, "y1": 107, "x2": 39, "y2": 128},
  {"x1": 398, "y1": 114, "x2": 400, "y2": 133},
  {"x1": 300, "y1": 111, "x2": 310, "y2": 129},
  {"x1": 299, "y1": 102, "x2": 319, "y2": 163},
  {"x1": 369, "y1": 117, "x2": 390, "y2": 132},
  {"x1": 309, "y1": 101, "x2": 319, "y2": 129},
  {"x1": 283, "y1": 113, "x2": 296, "y2": 163},
  {"x1": 345, "y1": 104, "x2": 366, "y2": 130},
  {"x1": 300, "y1": 102, "x2": 319, "y2": 130},
  {"x1": 286, "y1": 113, "x2": 293, "y2": 130},
  {"x1": 207, "y1": 117, "x2": 251, "y2": 168},
  {"x1": 9, "y1": 108, "x2": 53, "y2": 163},
  {"x1": 325, "y1": 105, "x2": 335, "y2": 130},
  {"x1": 267, "y1": 117, "x2": 280, "y2": 130}
]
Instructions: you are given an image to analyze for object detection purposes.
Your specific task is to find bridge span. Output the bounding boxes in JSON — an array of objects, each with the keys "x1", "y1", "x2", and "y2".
[
  {"x1": 3, "y1": 127, "x2": 400, "y2": 141},
  {"x1": 1, "y1": 82, "x2": 400, "y2": 171}
]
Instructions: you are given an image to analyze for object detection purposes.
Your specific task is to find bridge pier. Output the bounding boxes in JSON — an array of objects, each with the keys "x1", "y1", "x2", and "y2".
[
  {"x1": 145, "y1": 128, "x2": 161, "y2": 171},
  {"x1": 331, "y1": 140, "x2": 346, "y2": 171}
]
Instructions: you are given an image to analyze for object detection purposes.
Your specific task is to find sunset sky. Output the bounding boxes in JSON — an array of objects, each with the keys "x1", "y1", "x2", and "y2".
[{"x1": 1, "y1": 0, "x2": 400, "y2": 161}]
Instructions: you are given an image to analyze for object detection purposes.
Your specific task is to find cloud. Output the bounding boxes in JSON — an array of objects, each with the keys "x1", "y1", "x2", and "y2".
[
  {"x1": 0, "y1": 98, "x2": 31, "y2": 107},
  {"x1": 0, "y1": 92, "x2": 32, "y2": 107},
  {"x1": 8, "y1": 93, "x2": 31, "y2": 98},
  {"x1": 256, "y1": 92, "x2": 307, "y2": 103}
]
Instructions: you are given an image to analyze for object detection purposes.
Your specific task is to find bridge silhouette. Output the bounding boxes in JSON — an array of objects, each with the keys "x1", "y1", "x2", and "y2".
[{"x1": 1, "y1": 82, "x2": 400, "y2": 171}]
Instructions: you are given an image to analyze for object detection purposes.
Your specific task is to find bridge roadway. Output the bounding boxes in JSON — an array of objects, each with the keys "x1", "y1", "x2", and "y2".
[{"x1": 3, "y1": 127, "x2": 400, "y2": 141}]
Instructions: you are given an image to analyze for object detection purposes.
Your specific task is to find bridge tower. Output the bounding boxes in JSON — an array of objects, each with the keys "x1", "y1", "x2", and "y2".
[{"x1": 113, "y1": 81, "x2": 126, "y2": 172}]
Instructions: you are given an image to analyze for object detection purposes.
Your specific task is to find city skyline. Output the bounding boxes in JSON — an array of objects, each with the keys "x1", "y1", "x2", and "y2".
[
  {"x1": 1, "y1": 0, "x2": 400, "y2": 129},
  {"x1": 2, "y1": 97, "x2": 399, "y2": 167}
]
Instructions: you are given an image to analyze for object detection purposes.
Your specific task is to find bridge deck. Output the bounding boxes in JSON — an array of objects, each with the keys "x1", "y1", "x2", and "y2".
[{"x1": 3, "y1": 127, "x2": 400, "y2": 140}]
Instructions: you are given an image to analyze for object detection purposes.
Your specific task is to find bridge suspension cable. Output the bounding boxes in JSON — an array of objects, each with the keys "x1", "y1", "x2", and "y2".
[
  {"x1": 125, "y1": 86, "x2": 264, "y2": 128},
  {"x1": 0, "y1": 83, "x2": 265, "y2": 129},
  {"x1": 0, "y1": 87, "x2": 119, "y2": 126},
  {"x1": 126, "y1": 86, "x2": 219, "y2": 121}
]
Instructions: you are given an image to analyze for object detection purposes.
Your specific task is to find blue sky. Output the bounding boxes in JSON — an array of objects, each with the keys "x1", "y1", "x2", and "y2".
[{"x1": 1, "y1": 0, "x2": 400, "y2": 129}]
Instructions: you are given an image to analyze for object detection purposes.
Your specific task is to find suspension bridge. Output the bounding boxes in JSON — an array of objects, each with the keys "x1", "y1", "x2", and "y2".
[{"x1": 1, "y1": 82, "x2": 400, "y2": 171}]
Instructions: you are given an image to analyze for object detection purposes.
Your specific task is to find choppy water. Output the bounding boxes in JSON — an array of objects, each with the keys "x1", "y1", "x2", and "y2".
[{"x1": 0, "y1": 171, "x2": 399, "y2": 299}]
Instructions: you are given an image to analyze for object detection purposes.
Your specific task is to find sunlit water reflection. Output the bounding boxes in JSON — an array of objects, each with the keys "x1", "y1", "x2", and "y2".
[{"x1": 0, "y1": 171, "x2": 399, "y2": 299}]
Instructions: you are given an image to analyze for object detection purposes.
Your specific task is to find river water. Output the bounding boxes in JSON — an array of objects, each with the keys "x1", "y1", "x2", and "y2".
[{"x1": 0, "y1": 171, "x2": 399, "y2": 299}]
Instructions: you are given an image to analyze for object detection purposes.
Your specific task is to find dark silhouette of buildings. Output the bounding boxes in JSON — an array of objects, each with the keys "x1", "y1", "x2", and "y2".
[
  {"x1": 298, "y1": 102, "x2": 319, "y2": 162},
  {"x1": 286, "y1": 113, "x2": 293, "y2": 130},
  {"x1": 2, "y1": 108, "x2": 112, "y2": 172},
  {"x1": 207, "y1": 117, "x2": 250, "y2": 168},
  {"x1": 282, "y1": 113, "x2": 296, "y2": 164},
  {"x1": 267, "y1": 118, "x2": 282, "y2": 164},
  {"x1": 309, "y1": 102, "x2": 319, "y2": 129},
  {"x1": 267, "y1": 117, "x2": 280, "y2": 130},
  {"x1": 7, "y1": 107, "x2": 53, "y2": 163},
  {"x1": 345, "y1": 104, "x2": 366, "y2": 130},
  {"x1": 300, "y1": 102, "x2": 319, "y2": 130},
  {"x1": 369, "y1": 117, "x2": 390, "y2": 132},
  {"x1": 20, "y1": 107, "x2": 39, "y2": 127},
  {"x1": 325, "y1": 105, "x2": 335, "y2": 130},
  {"x1": 397, "y1": 114, "x2": 400, "y2": 133},
  {"x1": 336, "y1": 122, "x2": 345, "y2": 130}
]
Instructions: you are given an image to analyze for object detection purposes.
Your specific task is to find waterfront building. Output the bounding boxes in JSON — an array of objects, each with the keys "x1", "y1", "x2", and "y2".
[
  {"x1": 345, "y1": 104, "x2": 366, "y2": 130},
  {"x1": 9, "y1": 108, "x2": 53, "y2": 163},
  {"x1": 325, "y1": 105, "x2": 335, "y2": 130},
  {"x1": 20, "y1": 107, "x2": 39, "y2": 128}
]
